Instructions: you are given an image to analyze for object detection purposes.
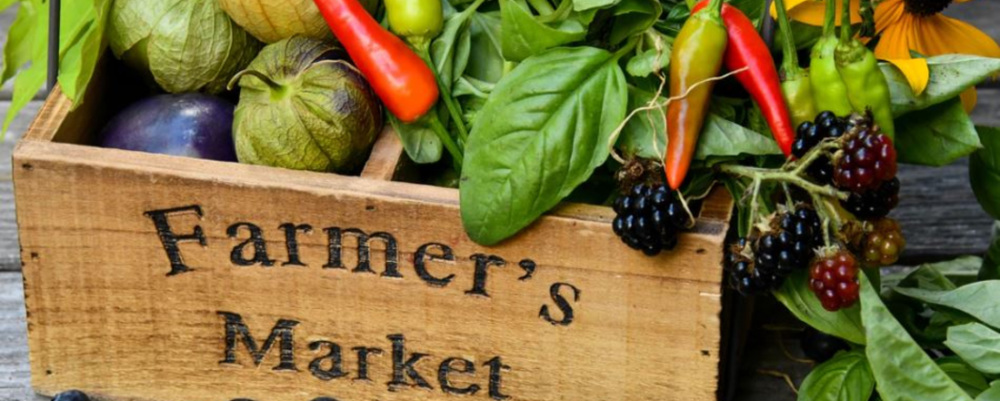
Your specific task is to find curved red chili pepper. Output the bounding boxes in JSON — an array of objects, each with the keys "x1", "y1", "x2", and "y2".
[
  {"x1": 313, "y1": 0, "x2": 439, "y2": 123},
  {"x1": 693, "y1": 1, "x2": 795, "y2": 156}
]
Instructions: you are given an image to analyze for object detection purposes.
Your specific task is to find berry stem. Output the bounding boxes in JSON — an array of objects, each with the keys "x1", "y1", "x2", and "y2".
[{"x1": 717, "y1": 164, "x2": 850, "y2": 201}]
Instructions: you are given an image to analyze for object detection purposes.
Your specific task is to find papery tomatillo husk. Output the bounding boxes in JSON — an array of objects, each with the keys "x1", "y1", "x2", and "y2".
[
  {"x1": 219, "y1": 0, "x2": 380, "y2": 43},
  {"x1": 229, "y1": 36, "x2": 383, "y2": 173},
  {"x1": 108, "y1": 0, "x2": 262, "y2": 94}
]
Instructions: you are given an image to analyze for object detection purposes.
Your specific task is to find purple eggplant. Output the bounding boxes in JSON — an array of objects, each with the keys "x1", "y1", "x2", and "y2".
[{"x1": 100, "y1": 93, "x2": 238, "y2": 162}]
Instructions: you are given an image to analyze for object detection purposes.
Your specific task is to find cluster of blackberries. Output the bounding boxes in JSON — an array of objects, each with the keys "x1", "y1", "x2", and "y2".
[
  {"x1": 612, "y1": 183, "x2": 692, "y2": 256},
  {"x1": 792, "y1": 111, "x2": 849, "y2": 183},
  {"x1": 726, "y1": 205, "x2": 823, "y2": 295}
]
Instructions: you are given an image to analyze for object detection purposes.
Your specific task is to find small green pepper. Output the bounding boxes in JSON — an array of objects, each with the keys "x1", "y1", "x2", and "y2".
[
  {"x1": 835, "y1": 0, "x2": 895, "y2": 138},
  {"x1": 385, "y1": 0, "x2": 444, "y2": 47},
  {"x1": 775, "y1": 0, "x2": 816, "y2": 128},
  {"x1": 809, "y1": 0, "x2": 852, "y2": 116}
]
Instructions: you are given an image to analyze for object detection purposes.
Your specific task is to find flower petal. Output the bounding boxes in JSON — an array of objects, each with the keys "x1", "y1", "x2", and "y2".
[
  {"x1": 873, "y1": 14, "x2": 915, "y2": 59},
  {"x1": 910, "y1": 14, "x2": 1000, "y2": 58},
  {"x1": 886, "y1": 57, "x2": 930, "y2": 95},
  {"x1": 769, "y1": 0, "x2": 862, "y2": 27}
]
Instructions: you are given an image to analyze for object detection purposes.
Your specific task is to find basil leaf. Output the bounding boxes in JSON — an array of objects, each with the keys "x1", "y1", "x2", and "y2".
[
  {"x1": 467, "y1": 11, "x2": 504, "y2": 84},
  {"x1": 797, "y1": 350, "x2": 874, "y2": 401},
  {"x1": 389, "y1": 114, "x2": 443, "y2": 165},
  {"x1": 774, "y1": 270, "x2": 866, "y2": 345},
  {"x1": 695, "y1": 114, "x2": 782, "y2": 159},
  {"x1": 946, "y1": 323, "x2": 1000, "y2": 375},
  {"x1": 881, "y1": 55, "x2": 1000, "y2": 117},
  {"x1": 499, "y1": 0, "x2": 594, "y2": 62},
  {"x1": 978, "y1": 382, "x2": 1000, "y2": 401},
  {"x1": 572, "y1": 0, "x2": 621, "y2": 11},
  {"x1": 609, "y1": 0, "x2": 662, "y2": 44},
  {"x1": 626, "y1": 47, "x2": 671, "y2": 77},
  {"x1": 861, "y1": 273, "x2": 974, "y2": 401},
  {"x1": 971, "y1": 126, "x2": 1000, "y2": 220},
  {"x1": 895, "y1": 99, "x2": 981, "y2": 167},
  {"x1": 938, "y1": 356, "x2": 990, "y2": 398},
  {"x1": 432, "y1": 0, "x2": 484, "y2": 95},
  {"x1": 617, "y1": 86, "x2": 666, "y2": 159},
  {"x1": 57, "y1": 0, "x2": 111, "y2": 104},
  {"x1": 895, "y1": 282, "x2": 1000, "y2": 330},
  {"x1": 883, "y1": 257, "x2": 983, "y2": 292},
  {"x1": 461, "y1": 47, "x2": 628, "y2": 245}
]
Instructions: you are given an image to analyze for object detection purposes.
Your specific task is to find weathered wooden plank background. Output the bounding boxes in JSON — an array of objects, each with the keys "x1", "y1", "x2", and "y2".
[{"x1": 0, "y1": 2, "x2": 998, "y2": 400}]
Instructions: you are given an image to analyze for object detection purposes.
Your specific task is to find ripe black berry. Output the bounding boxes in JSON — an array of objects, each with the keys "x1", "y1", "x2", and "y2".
[
  {"x1": 726, "y1": 205, "x2": 823, "y2": 295},
  {"x1": 862, "y1": 218, "x2": 906, "y2": 266},
  {"x1": 54, "y1": 390, "x2": 91, "y2": 401},
  {"x1": 833, "y1": 118, "x2": 897, "y2": 192},
  {"x1": 612, "y1": 183, "x2": 692, "y2": 256},
  {"x1": 800, "y1": 327, "x2": 850, "y2": 363},
  {"x1": 809, "y1": 249, "x2": 860, "y2": 311},
  {"x1": 841, "y1": 177, "x2": 900, "y2": 220},
  {"x1": 791, "y1": 111, "x2": 849, "y2": 183}
]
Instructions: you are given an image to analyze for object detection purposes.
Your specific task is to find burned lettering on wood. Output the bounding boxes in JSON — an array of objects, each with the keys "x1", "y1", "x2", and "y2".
[
  {"x1": 280, "y1": 223, "x2": 313, "y2": 266},
  {"x1": 539, "y1": 283, "x2": 581, "y2": 326},
  {"x1": 144, "y1": 205, "x2": 206, "y2": 276},
  {"x1": 414, "y1": 243, "x2": 456, "y2": 287},
  {"x1": 323, "y1": 228, "x2": 400, "y2": 277},
  {"x1": 228, "y1": 223, "x2": 276, "y2": 267},
  {"x1": 218, "y1": 311, "x2": 298, "y2": 371}
]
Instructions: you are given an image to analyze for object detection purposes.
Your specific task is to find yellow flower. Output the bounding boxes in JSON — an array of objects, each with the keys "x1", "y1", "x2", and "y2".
[{"x1": 772, "y1": 0, "x2": 1000, "y2": 111}]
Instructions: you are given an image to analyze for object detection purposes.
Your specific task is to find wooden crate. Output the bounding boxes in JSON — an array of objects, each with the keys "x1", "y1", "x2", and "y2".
[{"x1": 13, "y1": 62, "x2": 733, "y2": 401}]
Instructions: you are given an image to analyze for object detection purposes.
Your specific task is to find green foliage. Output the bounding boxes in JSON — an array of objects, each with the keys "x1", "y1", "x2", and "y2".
[
  {"x1": 880, "y1": 55, "x2": 1000, "y2": 117},
  {"x1": 797, "y1": 350, "x2": 875, "y2": 401},
  {"x1": 460, "y1": 46, "x2": 627, "y2": 245},
  {"x1": 971, "y1": 127, "x2": 1000, "y2": 220},
  {"x1": 1, "y1": 0, "x2": 111, "y2": 132},
  {"x1": 895, "y1": 99, "x2": 981, "y2": 166},
  {"x1": 774, "y1": 270, "x2": 866, "y2": 345},
  {"x1": 946, "y1": 323, "x2": 1000, "y2": 375},
  {"x1": 499, "y1": 0, "x2": 595, "y2": 62},
  {"x1": 860, "y1": 272, "x2": 973, "y2": 401},
  {"x1": 895, "y1": 281, "x2": 1000, "y2": 330}
]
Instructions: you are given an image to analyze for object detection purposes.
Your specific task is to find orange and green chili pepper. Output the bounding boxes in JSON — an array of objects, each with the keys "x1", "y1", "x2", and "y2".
[
  {"x1": 665, "y1": 0, "x2": 728, "y2": 189},
  {"x1": 692, "y1": 0, "x2": 796, "y2": 156},
  {"x1": 835, "y1": 0, "x2": 895, "y2": 139}
]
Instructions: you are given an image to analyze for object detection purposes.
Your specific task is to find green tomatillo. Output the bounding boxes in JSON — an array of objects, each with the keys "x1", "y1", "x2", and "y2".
[{"x1": 228, "y1": 36, "x2": 384, "y2": 173}]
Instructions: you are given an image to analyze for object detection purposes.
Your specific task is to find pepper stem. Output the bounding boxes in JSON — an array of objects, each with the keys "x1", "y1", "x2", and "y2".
[
  {"x1": 823, "y1": 0, "x2": 837, "y2": 36},
  {"x1": 773, "y1": 0, "x2": 800, "y2": 73},
  {"x1": 705, "y1": 0, "x2": 725, "y2": 15},
  {"x1": 839, "y1": 0, "x2": 854, "y2": 44}
]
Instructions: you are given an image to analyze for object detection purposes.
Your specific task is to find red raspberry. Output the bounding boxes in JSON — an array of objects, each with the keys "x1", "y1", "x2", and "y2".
[
  {"x1": 862, "y1": 219, "x2": 906, "y2": 266},
  {"x1": 809, "y1": 249, "x2": 860, "y2": 311},
  {"x1": 834, "y1": 122, "x2": 897, "y2": 192}
]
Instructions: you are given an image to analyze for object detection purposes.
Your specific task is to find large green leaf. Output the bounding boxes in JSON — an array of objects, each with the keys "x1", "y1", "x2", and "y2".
[
  {"x1": 572, "y1": 0, "x2": 621, "y2": 10},
  {"x1": 774, "y1": 270, "x2": 866, "y2": 345},
  {"x1": 499, "y1": 0, "x2": 594, "y2": 62},
  {"x1": 461, "y1": 47, "x2": 627, "y2": 245},
  {"x1": 895, "y1": 281, "x2": 1000, "y2": 330},
  {"x1": 797, "y1": 350, "x2": 874, "y2": 401},
  {"x1": 861, "y1": 273, "x2": 973, "y2": 401},
  {"x1": 971, "y1": 126, "x2": 1000, "y2": 220},
  {"x1": 938, "y1": 356, "x2": 990, "y2": 398},
  {"x1": 895, "y1": 99, "x2": 981, "y2": 166},
  {"x1": 946, "y1": 323, "x2": 1000, "y2": 375},
  {"x1": 695, "y1": 114, "x2": 782, "y2": 159},
  {"x1": 881, "y1": 55, "x2": 1000, "y2": 117},
  {"x1": 56, "y1": 0, "x2": 111, "y2": 104},
  {"x1": 431, "y1": 1, "x2": 479, "y2": 95}
]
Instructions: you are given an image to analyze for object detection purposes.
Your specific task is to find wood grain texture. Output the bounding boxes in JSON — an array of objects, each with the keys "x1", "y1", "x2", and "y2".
[
  {"x1": 359, "y1": 127, "x2": 403, "y2": 181},
  {"x1": 12, "y1": 90, "x2": 732, "y2": 401}
]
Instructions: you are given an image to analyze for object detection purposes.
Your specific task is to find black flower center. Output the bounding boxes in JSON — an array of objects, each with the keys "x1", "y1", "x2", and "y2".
[{"x1": 903, "y1": 0, "x2": 953, "y2": 16}]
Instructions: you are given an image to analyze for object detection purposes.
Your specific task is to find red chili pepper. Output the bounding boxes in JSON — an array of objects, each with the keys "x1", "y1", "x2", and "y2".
[
  {"x1": 693, "y1": 0, "x2": 795, "y2": 156},
  {"x1": 313, "y1": 0, "x2": 439, "y2": 123}
]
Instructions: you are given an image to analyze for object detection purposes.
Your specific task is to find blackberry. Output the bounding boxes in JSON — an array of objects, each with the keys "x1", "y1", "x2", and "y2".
[
  {"x1": 726, "y1": 238, "x2": 781, "y2": 295},
  {"x1": 833, "y1": 114, "x2": 898, "y2": 192},
  {"x1": 726, "y1": 205, "x2": 823, "y2": 295},
  {"x1": 841, "y1": 177, "x2": 900, "y2": 220},
  {"x1": 791, "y1": 111, "x2": 849, "y2": 184},
  {"x1": 862, "y1": 218, "x2": 906, "y2": 266},
  {"x1": 612, "y1": 183, "x2": 692, "y2": 256},
  {"x1": 809, "y1": 249, "x2": 860, "y2": 311},
  {"x1": 755, "y1": 206, "x2": 824, "y2": 277},
  {"x1": 54, "y1": 390, "x2": 91, "y2": 401}
]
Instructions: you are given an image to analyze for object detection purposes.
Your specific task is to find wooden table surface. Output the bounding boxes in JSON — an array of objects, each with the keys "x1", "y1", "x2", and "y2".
[{"x1": 1, "y1": 3, "x2": 999, "y2": 400}]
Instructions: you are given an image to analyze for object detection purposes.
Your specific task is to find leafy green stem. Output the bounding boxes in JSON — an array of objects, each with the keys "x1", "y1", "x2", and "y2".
[
  {"x1": 427, "y1": 113, "x2": 464, "y2": 172},
  {"x1": 538, "y1": 0, "x2": 573, "y2": 23},
  {"x1": 773, "y1": 0, "x2": 801, "y2": 74},
  {"x1": 414, "y1": 43, "x2": 470, "y2": 145},
  {"x1": 527, "y1": 0, "x2": 556, "y2": 15},
  {"x1": 823, "y1": 0, "x2": 837, "y2": 37}
]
